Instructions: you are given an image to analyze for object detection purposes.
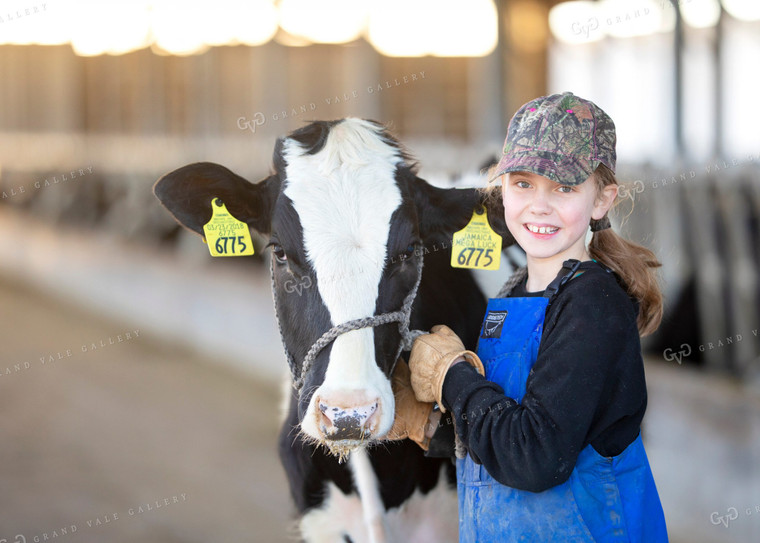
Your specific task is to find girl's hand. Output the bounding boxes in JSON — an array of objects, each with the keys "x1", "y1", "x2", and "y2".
[{"x1": 408, "y1": 325, "x2": 484, "y2": 412}]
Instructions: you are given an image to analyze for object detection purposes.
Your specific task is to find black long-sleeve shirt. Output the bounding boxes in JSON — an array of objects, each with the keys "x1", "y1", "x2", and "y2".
[{"x1": 441, "y1": 263, "x2": 648, "y2": 493}]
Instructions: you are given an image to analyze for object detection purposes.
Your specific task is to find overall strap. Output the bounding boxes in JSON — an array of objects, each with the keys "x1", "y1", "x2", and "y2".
[
  {"x1": 496, "y1": 259, "x2": 611, "y2": 300},
  {"x1": 542, "y1": 259, "x2": 583, "y2": 303}
]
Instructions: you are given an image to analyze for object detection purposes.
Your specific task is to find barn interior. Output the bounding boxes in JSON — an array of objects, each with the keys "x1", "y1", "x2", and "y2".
[{"x1": 1, "y1": 1, "x2": 759, "y2": 542}]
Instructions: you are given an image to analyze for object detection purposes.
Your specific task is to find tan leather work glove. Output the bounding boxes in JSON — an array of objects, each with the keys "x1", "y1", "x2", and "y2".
[
  {"x1": 385, "y1": 357, "x2": 438, "y2": 450},
  {"x1": 408, "y1": 324, "x2": 485, "y2": 413}
]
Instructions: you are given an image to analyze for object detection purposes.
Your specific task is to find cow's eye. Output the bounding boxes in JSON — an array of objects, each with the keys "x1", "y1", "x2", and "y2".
[
  {"x1": 393, "y1": 243, "x2": 418, "y2": 264},
  {"x1": 267, "y1": 241, "x2": 288, "y2": 263}
]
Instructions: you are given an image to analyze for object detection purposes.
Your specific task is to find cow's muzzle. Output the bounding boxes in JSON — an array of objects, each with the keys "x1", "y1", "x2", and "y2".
[{"x1": 316, "y1": 395, "x2": 379, "y2": 442}]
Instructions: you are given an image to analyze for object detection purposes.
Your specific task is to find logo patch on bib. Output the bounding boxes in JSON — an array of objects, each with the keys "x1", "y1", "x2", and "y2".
[{"x1": 481, "y1": 310, "x2": 507, "y2": 338}]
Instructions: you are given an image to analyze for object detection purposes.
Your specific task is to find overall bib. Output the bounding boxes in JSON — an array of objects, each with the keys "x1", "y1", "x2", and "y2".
[{"x1": 456, "y1": 260, "x2": 668, "y2": 542}]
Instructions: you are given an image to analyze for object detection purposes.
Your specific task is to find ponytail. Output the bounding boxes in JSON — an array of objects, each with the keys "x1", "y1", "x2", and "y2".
[{"x1": 590, "y1": 164, "x2": 663, "y2": 337}]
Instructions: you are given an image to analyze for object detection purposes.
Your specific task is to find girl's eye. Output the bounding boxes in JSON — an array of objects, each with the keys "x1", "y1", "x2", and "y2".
[
  {"x1": 558, "y1": 185, "x2": 574, "y2": 193},
  {"x1": 515, "y1": 180, "x2": 531, "y2": 189}
]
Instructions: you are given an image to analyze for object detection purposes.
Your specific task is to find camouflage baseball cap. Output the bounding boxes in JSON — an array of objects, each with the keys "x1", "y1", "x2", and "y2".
[{"x1": 492, "y1": 92, "x2": 616, "y2": 186}]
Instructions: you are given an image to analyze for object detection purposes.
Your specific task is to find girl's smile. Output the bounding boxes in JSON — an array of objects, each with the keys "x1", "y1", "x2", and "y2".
[{"x1": 524, "y1": 223, "x2": 560, "y2": 236}]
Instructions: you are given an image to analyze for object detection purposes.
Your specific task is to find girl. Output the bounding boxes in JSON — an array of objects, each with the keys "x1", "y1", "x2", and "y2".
[{"x1": 406, "y1": 92, "x2": 669, "y2": 542}]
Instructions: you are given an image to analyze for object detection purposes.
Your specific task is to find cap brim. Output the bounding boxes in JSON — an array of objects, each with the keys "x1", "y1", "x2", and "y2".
[{"x1": 492, "y1": 150, "x2": 598, "y2": 186}]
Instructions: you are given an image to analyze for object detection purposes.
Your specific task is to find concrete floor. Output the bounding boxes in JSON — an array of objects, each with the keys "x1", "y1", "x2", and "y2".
[
  {"x1": 0, "y1": 277, "x2": 294, "y2": 543},
  {"x1": 645, "y1": 357, "x2": 760, "y2": 543}
]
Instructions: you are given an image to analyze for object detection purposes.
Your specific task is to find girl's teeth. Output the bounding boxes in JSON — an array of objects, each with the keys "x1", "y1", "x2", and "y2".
[{"x1": 527, "y1": 224, "x2": 558, "y2": 234}]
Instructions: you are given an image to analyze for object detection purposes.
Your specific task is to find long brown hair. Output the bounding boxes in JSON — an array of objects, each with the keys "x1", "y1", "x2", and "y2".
[
  {"x1": 589, "y1": 164, "x2": 662, "y2": 336},
  {"x1": 480, "y1": 163, "x2": 663, "y2": 336}
]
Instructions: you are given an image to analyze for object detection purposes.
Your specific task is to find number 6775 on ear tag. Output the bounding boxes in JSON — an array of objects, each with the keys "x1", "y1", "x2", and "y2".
[
  {"x1": 450, "y1": 207, "x2": 501, "y2": 270},
  {"x1": 202, "y1": 198, "x2": 255, "y2": 257}
]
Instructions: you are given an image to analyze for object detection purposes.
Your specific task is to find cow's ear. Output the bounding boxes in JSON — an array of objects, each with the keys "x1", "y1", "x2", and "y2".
[
  {"x1": 481, "y1": 188, "x2": 512, "y2": 246},
  {"x1": 410, "y1": 176, "x2": 514, "y2": 248},
  {"x1": 153, "y1": 162, "x2": 278, "y2": 236}
]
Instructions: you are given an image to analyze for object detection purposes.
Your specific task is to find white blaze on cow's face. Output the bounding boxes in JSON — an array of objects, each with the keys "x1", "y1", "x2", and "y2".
[{"x1": 282, "y1": 119, "x2": 405, "y2": 446}]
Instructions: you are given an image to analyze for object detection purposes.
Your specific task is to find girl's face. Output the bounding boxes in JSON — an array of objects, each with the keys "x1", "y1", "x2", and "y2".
[{"x1": 501, "y1": 171, "x2": 617, "y2": 266}]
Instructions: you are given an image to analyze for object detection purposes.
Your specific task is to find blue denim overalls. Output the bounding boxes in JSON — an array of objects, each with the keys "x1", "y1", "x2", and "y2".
[{"x1": 456, "y1": 260, "x2": 668, "y2": 542}]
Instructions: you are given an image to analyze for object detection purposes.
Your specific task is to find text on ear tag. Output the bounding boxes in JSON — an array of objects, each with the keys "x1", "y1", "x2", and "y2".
[
  {"x1": 450, "y1": 207, "x2": 501, "y2": 270},
  {"x1": 202, "y1": 198, "x2": 255, "y2": 257}
]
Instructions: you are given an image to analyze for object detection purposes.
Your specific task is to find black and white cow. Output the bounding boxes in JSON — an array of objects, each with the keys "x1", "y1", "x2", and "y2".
[{"x1": 153, "y1": 118, "x2": 511, "y2": 542}]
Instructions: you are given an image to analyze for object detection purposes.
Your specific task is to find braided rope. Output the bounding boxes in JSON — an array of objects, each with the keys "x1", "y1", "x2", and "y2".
[
  {"x1": 494, "y1": 265, "x2": 528, "y2": 298},
  {"x1": 270, "y1": 253, "x2": 426, "y2": 392},
  {"x1": 269, "y1": 256, "x2": 299, "y2": 382}
]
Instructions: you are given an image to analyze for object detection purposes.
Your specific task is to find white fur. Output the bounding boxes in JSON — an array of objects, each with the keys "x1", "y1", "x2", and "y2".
[
  {"x1": 299, "y1": 481, "x2": 368, "y2": 543},
  {"x1": 282, "y1": 119, "x2": 405, "y2": 442},
  {"x1": 350, "y1": 449, "x2": 388, "y2": 542},
  {"x1": 299, "y1": 463, "x2": 458, "y2": 543}
]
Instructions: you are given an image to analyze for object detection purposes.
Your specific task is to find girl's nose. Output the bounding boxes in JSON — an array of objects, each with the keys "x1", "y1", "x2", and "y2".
[{"x1": 528, "y1": 190, "x2": 552, "y2": 214}]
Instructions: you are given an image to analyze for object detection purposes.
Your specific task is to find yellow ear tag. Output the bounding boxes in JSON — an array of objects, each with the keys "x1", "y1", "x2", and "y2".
[
  {"x1": 202, "y1": 198, "x2": 255, "y2": 257},
  {"x1": 450, "y1": 207, "x2": 501, "y2": 270}
]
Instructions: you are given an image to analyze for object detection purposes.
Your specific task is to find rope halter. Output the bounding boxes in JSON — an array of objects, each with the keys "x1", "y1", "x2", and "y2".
[{"x1": 269, "y1": 253, "x2": 427, "y2": 392}]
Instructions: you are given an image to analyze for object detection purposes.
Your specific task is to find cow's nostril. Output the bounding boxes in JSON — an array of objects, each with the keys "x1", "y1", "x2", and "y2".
[{"x1": 318, "y1": 402, "x2": 343, "y2": 419}]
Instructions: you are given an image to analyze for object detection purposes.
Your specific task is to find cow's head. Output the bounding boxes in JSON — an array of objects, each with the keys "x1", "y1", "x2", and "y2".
[{"x1": 154, "y1": 119, "x2": 508, "y2": 458}]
